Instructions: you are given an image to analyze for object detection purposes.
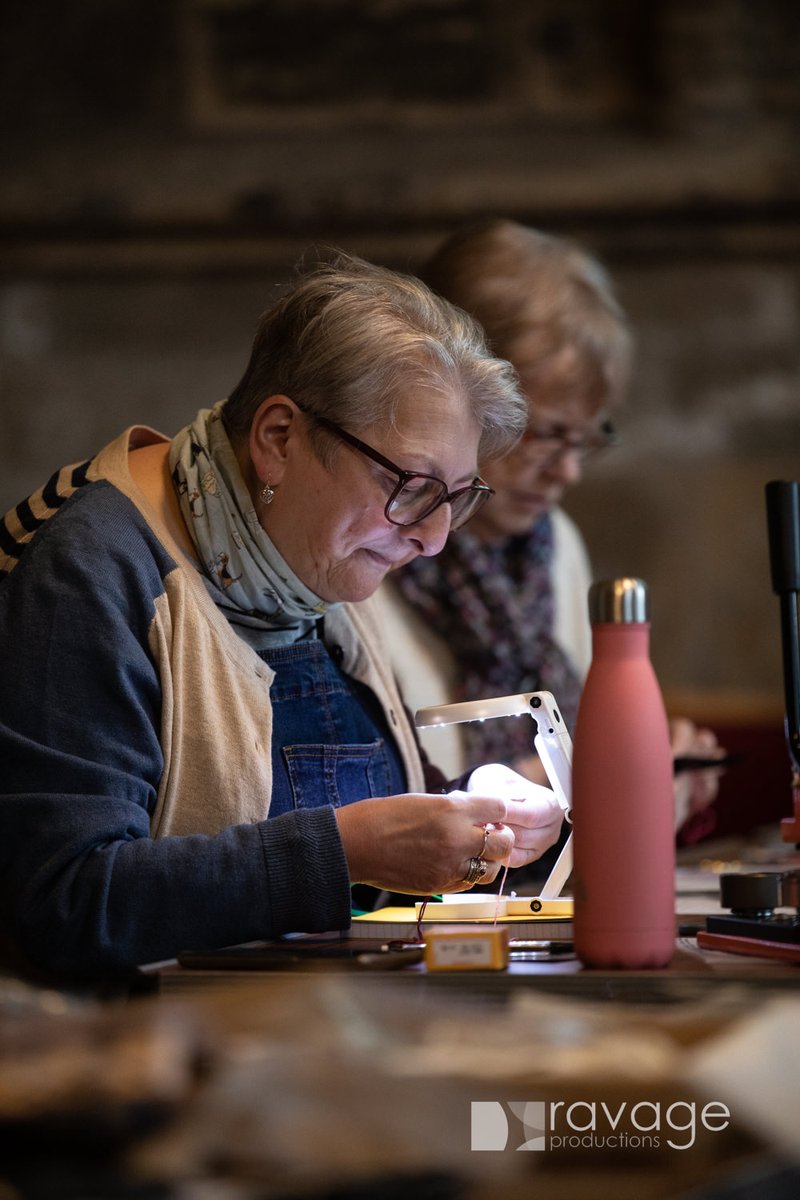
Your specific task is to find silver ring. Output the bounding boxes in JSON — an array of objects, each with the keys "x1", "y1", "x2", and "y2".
[
  {"x1": 479, "y1": 825, "x2": 491, "y2": 856},
  {"x1": 462, "y1": 856, "x2": 489, "y2": 885}
]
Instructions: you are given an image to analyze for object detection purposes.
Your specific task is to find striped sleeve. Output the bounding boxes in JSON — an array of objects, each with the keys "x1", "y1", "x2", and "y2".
[{"x1": 0, "y1": 460, "x2": 92, "y2": 578}]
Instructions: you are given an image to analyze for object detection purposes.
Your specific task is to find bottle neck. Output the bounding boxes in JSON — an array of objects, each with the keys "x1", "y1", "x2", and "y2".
[{"x1": 591, "y1": 622, "x2": 651, "y2": 659}]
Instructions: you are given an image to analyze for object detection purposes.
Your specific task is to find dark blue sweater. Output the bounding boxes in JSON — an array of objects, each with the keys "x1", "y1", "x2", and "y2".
[{"x1": 0, "y1": 442, "x2": 367, "y2": 981}]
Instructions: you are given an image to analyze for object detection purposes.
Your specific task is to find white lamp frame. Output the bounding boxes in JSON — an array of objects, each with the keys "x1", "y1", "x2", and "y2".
[{"x1": 415, "y1": 691, "x2": 574, "y2": 900}]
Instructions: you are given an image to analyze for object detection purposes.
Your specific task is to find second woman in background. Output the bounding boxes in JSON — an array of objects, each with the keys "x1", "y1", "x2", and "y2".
[{"x1": 378, "y1": 218, "x2": 721, "y2": 836}]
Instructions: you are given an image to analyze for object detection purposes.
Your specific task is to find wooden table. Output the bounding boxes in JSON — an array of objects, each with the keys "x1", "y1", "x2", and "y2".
[{"x1": 140, "y1": 925, "x2": 800, "y2": 1008}]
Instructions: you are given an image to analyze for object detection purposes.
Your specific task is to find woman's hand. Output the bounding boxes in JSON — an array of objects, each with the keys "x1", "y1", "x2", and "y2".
[
  {"x1": 465, "y1": 763, "x2": 565, "y2": 867},
  {"x1": 335, "y1": 791, "x2": 513, "y2": 894},
  {"x1": 335, "y1": 771, "x2": 563, "y2": 895},
  {"x1": 670, "y1": 716, "x2": 725, "y2": 832}
]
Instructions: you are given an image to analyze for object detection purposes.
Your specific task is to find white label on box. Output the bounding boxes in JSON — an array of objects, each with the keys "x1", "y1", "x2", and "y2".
[{"x1": 430, "y1": 937, "x2": 494, "y2": 967}]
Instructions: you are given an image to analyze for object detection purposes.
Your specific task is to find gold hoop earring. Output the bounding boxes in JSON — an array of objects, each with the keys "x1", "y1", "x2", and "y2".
[{"x1": 260, "y1": 480, "x2": 275, "y2": 505}]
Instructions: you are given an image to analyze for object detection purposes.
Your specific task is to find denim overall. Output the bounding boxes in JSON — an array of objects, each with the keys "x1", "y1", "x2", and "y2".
[{"x1": 259, "y1": 637, "x2": 406, "y2": 817}]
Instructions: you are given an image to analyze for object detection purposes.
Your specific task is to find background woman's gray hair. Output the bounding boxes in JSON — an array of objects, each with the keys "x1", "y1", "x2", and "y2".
[
  {"x1": 423, "y1": 218, "x2": 633, "y2": 412},
  {"x1": 223, "y1": 249, "x2": 528, "y2": 462}
]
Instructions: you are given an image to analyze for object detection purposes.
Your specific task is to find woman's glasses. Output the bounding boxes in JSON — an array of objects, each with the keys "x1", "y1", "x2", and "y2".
[
  {"x1": 514, "y1": 417, "x2": 618, "y2": 465},
  {"x1": 309, "y1": 415, "x2": 494, "y2": 529}
]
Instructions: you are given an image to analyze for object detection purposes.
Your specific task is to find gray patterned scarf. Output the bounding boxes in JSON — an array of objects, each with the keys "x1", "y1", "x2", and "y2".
[{"x1": 168, "y1": 402, "x2": 337, "y2": 647}]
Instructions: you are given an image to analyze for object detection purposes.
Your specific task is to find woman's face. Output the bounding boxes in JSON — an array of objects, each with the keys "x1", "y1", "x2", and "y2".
[
  {"x1": 263, "y1": 387, "x2": 483, "y2": 603},
  {"x1": 467, "y1": 356, "x2": 607, "y2": 544}
]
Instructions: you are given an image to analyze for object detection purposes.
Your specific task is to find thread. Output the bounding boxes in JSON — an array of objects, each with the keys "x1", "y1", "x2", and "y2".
[{"x1": 493, "y1": 864, "x2": 510, "y2": 923}]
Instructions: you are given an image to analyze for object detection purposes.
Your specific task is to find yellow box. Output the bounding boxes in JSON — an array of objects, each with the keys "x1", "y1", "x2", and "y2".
[{"x1": 423, "y1": 924, "x2": 509, "y2": 971}]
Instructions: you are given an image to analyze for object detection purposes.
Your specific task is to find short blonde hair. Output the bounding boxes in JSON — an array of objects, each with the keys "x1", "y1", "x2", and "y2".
[
  {"x1": 223, "y1": 249, "x2": 528, "y2": 461},
  {"x1": 423, "y1": 219, "x2": 633, "y2": 413}
]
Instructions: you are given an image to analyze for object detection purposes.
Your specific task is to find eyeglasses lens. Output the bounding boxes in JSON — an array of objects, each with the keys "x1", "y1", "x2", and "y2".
[
  {"x1": 386, "y1": 480, "x2": 490, "y2": 529},
  {"x1": 449, "y1": 487, "x2": 490, "y2": 529},
  {"x1": 387, "y1": 478, "x2": 447, "y2": 525}
]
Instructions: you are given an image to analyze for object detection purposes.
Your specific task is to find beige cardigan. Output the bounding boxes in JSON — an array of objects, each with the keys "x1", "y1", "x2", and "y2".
[{"x1": 88, "y1": 426, "x2": 427, "y2": 837}]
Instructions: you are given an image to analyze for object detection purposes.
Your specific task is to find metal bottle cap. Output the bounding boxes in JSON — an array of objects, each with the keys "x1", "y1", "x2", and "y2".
[{"x1": 588, "y1": 577, "x2": 649, "y2": 624}]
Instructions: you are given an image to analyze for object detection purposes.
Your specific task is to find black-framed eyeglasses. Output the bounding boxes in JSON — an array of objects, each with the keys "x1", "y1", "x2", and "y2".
[
  {"x1": 308, "y1": 414, "x2": 494, "y2": 529},
  {"x1": 515, "y1": 417, "x2": 619, "y2": 464}
]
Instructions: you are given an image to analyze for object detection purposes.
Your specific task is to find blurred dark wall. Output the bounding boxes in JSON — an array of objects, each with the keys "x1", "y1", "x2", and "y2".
[{"x1": 2, "y1": 0, "x2": 799, "y2": 723}]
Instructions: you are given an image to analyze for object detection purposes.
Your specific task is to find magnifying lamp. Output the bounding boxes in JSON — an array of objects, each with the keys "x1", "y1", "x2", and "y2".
[{"x1": 415, "y1": 691, "x2": 574, "y2": 903}]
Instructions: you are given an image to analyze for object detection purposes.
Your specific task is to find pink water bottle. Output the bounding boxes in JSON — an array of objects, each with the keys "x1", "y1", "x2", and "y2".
[{"x1": 572, "y1": 577, "x2": 675, "y2": 968}]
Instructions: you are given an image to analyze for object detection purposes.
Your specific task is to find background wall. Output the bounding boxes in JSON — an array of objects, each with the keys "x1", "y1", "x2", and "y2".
[{"x1": 2, "y1": 2, "x2": 799, "y2": 778}]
